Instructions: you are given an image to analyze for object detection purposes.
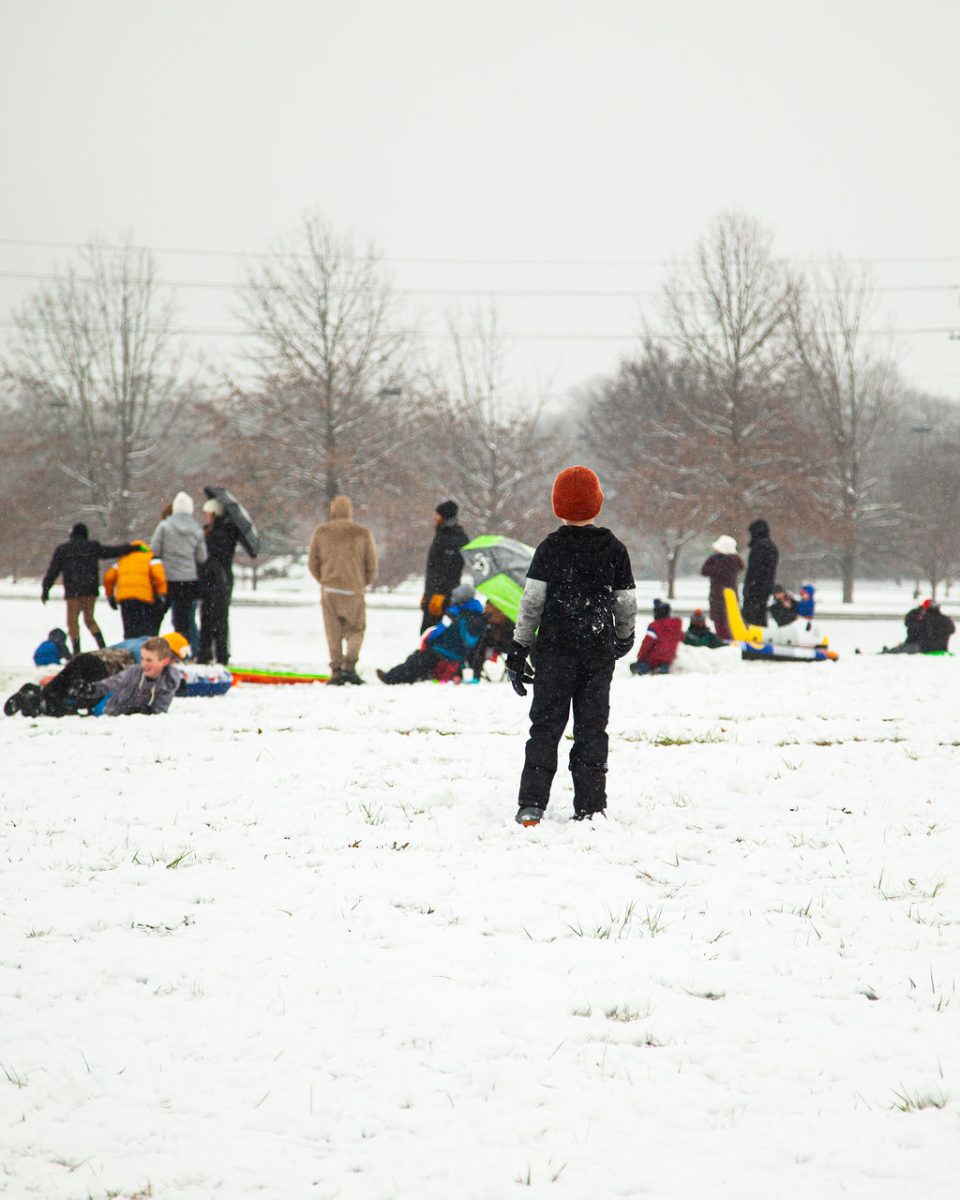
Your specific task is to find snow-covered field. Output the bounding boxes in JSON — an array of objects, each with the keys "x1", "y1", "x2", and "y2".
[{"x1": 1, "y1": 594, "x2": 958, "y2": 1199}]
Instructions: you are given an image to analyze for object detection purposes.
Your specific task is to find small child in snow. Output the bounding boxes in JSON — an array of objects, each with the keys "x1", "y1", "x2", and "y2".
[
  {"x1": 377, "y1": 584, "x2": 487, "y2": 684},
  {"x1": 506, "y1": 466, "x2": 636, "y2": 826},
  {"x1": 796, "y1": 584, "x2": 816, "y2": 619},
  {"x1": 683, "y1": 608, "x2": 725, "y2": 649},
  {"x1": 33, "y1": 627, "x2": 70, "y2": 667},
  {"x1": 630, "y1": 599, "x2": 683, "y2": 675},
  {"x1": 85, "y1": 636, "x2": 183, "y2": 715}
]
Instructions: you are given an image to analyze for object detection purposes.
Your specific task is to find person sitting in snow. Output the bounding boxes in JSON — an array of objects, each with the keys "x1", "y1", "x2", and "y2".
[
  {"x1": 33, "y1": 627, "x2": 70, "y2": 667},
  {"x1": 377, "y1": 584, "x2": 488, "y2": 684},
  {"x1": 683, "y1": 608, "x2": 725, "y2": 649},
  {"x1": 768, "y1": 583, "x2": 799, "y2": 627},
  {"x1": 796, "y1": 584, "x2": 816, "y2": 619},
  {"x1": 630, "y1": 599, "x2": 684, "y2": 675},
  {"x1": 881, "y1": 599, "x2": 948, "y2": 655},
  {"x1": 468, "y1": 601, "x2": 516, "y2": 679}
]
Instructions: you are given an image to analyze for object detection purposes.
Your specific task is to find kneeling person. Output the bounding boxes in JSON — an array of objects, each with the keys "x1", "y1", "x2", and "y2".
[{"x1": 378, "y1": 584, "x2": 486, "y2": 684}]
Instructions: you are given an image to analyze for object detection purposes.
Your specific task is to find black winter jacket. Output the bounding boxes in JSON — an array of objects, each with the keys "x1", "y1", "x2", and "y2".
[
  {"x1": 423, "y1": 520, "x2": 469, "y2": 599},
  {"x1": 42, "y1": 533, "x2": 135, "y2": 599},
  {"x1": 742, "y1": 520, "x2": 779, "y2": 615},
  {"x1": 520, "y1": 525, "x2": 635, "y2": 659},
  {"x1": 919, "y1": 608, "x2": 955, "y2": 653}
]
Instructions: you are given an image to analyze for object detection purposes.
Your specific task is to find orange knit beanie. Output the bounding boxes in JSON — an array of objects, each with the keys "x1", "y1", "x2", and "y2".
[{"x1": 552, "y1": 466, "x2": 603, "y2": 522}]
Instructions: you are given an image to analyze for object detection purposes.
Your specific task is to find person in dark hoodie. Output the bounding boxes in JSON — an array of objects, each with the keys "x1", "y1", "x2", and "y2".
[
  {"x1": 631, "y1": 599, "x2": 684, "y2": 675},
  {"x1": 420, "y1": 500, "x2": 469, "y2": 633},
  {"x1": 41, "y1": 523, "x2": 139, "y2": 656},
  {"x1": 198, "y1": 498, "x2": 241, "y2": 664},
  {"x1": 768, "y1": 583, "x2": 799, "y2": 627},
  {"x1": 742, "y1": 518, "x2": 779, "y2": 626},
  {"x1": 700, "y1": 535, "x2": 744, "y2": 640},
  {"x1": 506, "y1": 466, "x2": 636, "y2": 827}
]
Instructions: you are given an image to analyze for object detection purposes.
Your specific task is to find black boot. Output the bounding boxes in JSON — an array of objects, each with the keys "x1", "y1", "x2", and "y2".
[
  {"x1": 93, "y1": 630, "x2": 106, "y2": 649},
  {"x1": 71, "y1": 638, "x2": 81, "y2": 657}
]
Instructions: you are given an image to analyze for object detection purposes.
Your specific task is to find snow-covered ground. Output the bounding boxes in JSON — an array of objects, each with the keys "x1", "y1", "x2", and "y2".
[{"x1": 1, "y1": 594, "x2": 958, "y2": 1199}]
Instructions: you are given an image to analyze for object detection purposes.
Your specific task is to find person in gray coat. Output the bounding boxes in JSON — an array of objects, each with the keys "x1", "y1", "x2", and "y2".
[
  {"x1": 150, "y1": 492, "x2": 207, "y2": 654},
  {"x1": 87, "y1": 637, "x2": 183, "y2": 715}
]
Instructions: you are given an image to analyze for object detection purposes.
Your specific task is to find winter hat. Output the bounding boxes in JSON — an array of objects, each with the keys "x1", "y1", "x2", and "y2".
[
  {"x1": 70, "y1": 522, "x2": 88, "y2": 539},
  {"x1": 450, "y1": 582, "x2": 475, "y2": 605},
  {"x1": 202, "y1": 498, "x2": 224, "y2": 517},
  {"x1": 691, "y1": 608, "x2": 706, "y2": 623},
  {"x1": 922, "y1": 598, "x2": 932, "y2": 609},
  {"x1": 653, "y1": 597, "x2": 671, "y2": 620},
  {"x1": 161, "y1": 631, "x2": 190, "y2": 659},
  {"x1": 552, "y1": 466, "x2": 603, "y2": 522},
  {"x1": 330, "y1": 495, "x2": 353, "y2": 520},
  {"x1": 772, "y1": 582, "x2": 787, "y2": 595},
  {"x1": 436, "y1": 500, "x2": 458, "y2": 520},
  {"x1": 172, "y1": 491, "x2": 194, "y2": 515},
  {"x1": 712, "y1": 534, "x2": 738, "y2": 555}
]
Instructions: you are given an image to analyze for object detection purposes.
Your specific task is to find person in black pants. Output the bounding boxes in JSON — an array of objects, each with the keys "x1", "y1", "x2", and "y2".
[
  {"x1": 505, "y1": 466, "x2": 636, "y2": 826},
  {"x1": 198, "y1": 499, "x2": 240, "y2": 664},
  {"x1": 742, "y1": 518, "x2": 779, "y2": 626},
  {"x1": 420, "y1": 500, "x2": 469, "y2": 633}
]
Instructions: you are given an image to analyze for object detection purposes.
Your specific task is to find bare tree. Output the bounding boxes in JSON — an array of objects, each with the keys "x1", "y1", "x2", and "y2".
[
  {"x1": 236, "y1": 214, "x2": 411, "y2": 506},
  {"x1": 427, "y1": 307, "x2": 563, "y2": 539},
  {"x1": 789, "y1": 261, "x2": 900, "y2": 601},
  {"x1": 582, "y1": 342, "x2": 710, "y2": 597},
  {"x1": 660, "y1": 212, "x2": 817, "y2": 537},
  {"x1": 888, "y1": 437, "x2": 960, "y2": 599},
  {"x1": 2, "y1": 241, "x2": 187, "y2": 538}
]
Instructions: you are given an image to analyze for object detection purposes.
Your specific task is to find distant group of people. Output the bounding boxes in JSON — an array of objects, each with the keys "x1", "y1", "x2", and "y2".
[
  {"x1": 39, "y1": 491, "x2": 244, "y2": 666},
  {"x1": 882, "y1": 598, "x2": 955, "y2": 655}
]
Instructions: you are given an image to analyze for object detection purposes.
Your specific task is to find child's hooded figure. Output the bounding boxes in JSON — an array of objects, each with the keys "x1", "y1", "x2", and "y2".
[
  {"x1": 423, "y1": 583, "x2": 487, "y2": 664},
  {"x1": 635, "y1": 599, "x2": 684, "y2": 669},
  {"x1": 88, "y1": 637, "x2": 183, "y2": 715},
  {"x1": 797, "y1": 584, "x2": 816, "y2": 619}
]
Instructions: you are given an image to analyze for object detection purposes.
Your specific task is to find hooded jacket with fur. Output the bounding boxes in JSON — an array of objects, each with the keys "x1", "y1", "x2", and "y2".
[
  {"x1": 307, "y1": 497, "x2": 378, "y2": 595},
  {"x1": 149, "y1": 502, "x2": 207, "y2": 583}
]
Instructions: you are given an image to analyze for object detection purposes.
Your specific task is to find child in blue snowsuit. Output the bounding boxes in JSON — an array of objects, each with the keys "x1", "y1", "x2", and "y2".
[{"x1": 378, "y1": 584, "x2": 487, "y2": 684}]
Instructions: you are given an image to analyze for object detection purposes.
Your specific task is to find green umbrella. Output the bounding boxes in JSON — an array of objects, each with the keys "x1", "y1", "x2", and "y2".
[{"x1": 461, "y1": 535, "x2": 533, "y2": 623}]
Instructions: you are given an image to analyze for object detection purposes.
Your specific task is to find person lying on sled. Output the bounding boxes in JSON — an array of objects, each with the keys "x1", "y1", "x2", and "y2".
[{"x1": 377, "y1": 584, "x2": 487, "y2": 684}]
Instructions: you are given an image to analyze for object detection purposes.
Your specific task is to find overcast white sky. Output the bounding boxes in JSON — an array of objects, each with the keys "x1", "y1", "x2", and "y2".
[{"x1": 2, "y1": 0, "x2": 959, "y2": 406}]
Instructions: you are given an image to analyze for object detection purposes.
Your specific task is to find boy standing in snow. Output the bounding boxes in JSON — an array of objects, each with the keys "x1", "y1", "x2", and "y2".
[{"x1": 506, "y1": 466, "x2": 636, "y2": 826}]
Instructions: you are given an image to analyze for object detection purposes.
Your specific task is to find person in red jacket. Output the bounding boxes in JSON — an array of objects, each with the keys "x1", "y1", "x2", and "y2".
[{"x1": 630, "y1": 599, "x2": 684, "y2": 675}]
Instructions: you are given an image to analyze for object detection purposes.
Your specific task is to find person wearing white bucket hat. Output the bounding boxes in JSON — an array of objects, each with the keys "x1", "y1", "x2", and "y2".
[{"x1": 700, "y1": 536, "x2": 745, "y2": 640}]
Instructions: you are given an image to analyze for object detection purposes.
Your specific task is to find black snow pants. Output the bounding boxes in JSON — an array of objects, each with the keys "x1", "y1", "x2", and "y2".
[
  {"x1": 380, "y1": 647, "x2": 440, "y2": 685},
  {"x1": 120, "y1": 599, "x2": 157, "y2": 639},
  {"x1": 41, "y1": 654, "x2": 110, "y2": 716},
  {"x1": 199, "y1": 567, "x2": 232, "y2": 665},
  {"x1": 518, "y1": 651, "x2": 615, "y2": 815}
]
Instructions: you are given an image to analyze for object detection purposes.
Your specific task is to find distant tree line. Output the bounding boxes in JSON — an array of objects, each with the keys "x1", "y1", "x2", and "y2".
[{"x1": 2, "y1": 212, "x2": 959, "y2": 598}]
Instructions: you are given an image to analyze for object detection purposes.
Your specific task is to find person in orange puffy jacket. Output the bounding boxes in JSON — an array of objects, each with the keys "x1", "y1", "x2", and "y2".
[{"x1": 103, "y1": 543, "x2": 168, "y2": 639}]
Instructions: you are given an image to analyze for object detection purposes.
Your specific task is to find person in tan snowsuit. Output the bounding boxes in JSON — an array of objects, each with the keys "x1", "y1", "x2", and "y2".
[{"x1": 307, "y1": 495, "x2": 378, "y2": 685}]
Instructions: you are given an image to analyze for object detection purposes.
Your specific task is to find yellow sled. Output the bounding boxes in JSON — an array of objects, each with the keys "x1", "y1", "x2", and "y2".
[{"x1": 723, "y1": 588, "x2": 838, "y2": 662}]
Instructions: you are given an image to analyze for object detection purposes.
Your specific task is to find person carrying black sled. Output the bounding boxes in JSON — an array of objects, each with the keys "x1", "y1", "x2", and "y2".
[
  {"x1": 506, "y1": 466, "x2": 636, "y2": 827},
  {"x1": 742, "y1": 518, "x2": 779, "y2": 626},
  {"x1": 420, "y1": 500, "x2": 469, "y2": 634},
  {"x1": 41, "y1": 523, "x2": 138, "y2": 656}
]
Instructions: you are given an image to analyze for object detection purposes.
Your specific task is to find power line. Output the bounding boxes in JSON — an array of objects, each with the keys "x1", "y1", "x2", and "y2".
[
  {"x1": 0, "y1": 269, "x2": 957, "y2": 301},
  {"x1": 3, "y1": 234, "x2": 960, "y2": 269},
  {"x1": 1, "y1": 318, "x2": 957, "y2": 341}
]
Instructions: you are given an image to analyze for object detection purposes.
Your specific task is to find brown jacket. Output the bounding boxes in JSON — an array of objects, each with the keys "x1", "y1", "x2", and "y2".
[{"x1": 307, "y1": 496, "x2": 377, "y2": 595}]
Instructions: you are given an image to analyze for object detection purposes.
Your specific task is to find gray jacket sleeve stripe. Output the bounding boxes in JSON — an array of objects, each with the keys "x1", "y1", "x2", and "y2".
[
  {"x1": 514, "y1": 578, "x2": 548, "y2": 647},
  {"x1": 613, "y1": 587, "x2": 637, "y2": 639}
]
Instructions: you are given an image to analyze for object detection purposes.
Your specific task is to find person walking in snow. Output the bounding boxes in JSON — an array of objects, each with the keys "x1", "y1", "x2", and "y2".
[
  {"x1": 197, "y1": 498, "x2": 241, "y2": 665},
  {"x1": 506, "y1": 466, "x2": 636, "y2": 827},
  {"x1": 420, "y1": 500, "x2": 469, "y2": 633},
  {"x1": 377, "y1": 583, "x2": 486, "y2": 684},
  {"x1": 307, "y1": 495, "x2": 378, "y2": 686},
  {"x1": 630, "y1": 599, "x2": 684, "y2": 675},
  {"x1": 700, "y1": 535, "x2": 744, "y2": 640},
  {"x1": 40, "y1": 523, "x2": 139, "y2": 657},
  {"x1": 150, "y1": 491, "x2": 207, "y2": 655},
  {"x1": 742, "y1": 518, "x2": 779, "y2": 626}
]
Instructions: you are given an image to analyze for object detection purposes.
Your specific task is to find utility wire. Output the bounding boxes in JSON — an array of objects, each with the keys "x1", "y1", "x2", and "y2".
[
  {"x1": 0, "y1": 268, "x2": 957, "y2": 299},
  {"x1": 2, "y1": 235, "x2": 960, "y2": 269}
]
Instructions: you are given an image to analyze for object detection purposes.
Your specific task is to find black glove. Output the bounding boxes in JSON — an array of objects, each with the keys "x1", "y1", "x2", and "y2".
[
  {"x1": 505, "y1": 640, "x2": 534, "y2": 697},
  {"x1": 108, "y1": 596, "x2": 118, "y2": 610},
  {"x1": 72, "y1": 681, "x2": 100, "y2": 708},
  {"x1": 614, "y1": 633, "x2": 635, "y2": 659}
]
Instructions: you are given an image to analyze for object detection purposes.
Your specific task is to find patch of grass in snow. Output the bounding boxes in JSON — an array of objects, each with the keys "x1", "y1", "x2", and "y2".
[
  {"x1": 890, "y1": 1085, "x2": 949, "y2": 1112},
  {"x1": 619, "y1": 730, "x2": 724, "y2": 746},
  {"x1": 359, "y1": 803, "x2": 384, "y2": 826},
  {"x1": 165, "y1": 848, "x2": 193, "y2": 870},
  {"x1": 1, "y1": 1063, "x2": 27, "y2": 1087},
  {"x1": 567, "y1": 901, "x2": 665, "y2": 940},
  {"x1": 605, "y1": 1003, "x2": 652, "y2": 1023},
  {"x1": 25, "y1": 927, "x2": 52, "y2": 938}
]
